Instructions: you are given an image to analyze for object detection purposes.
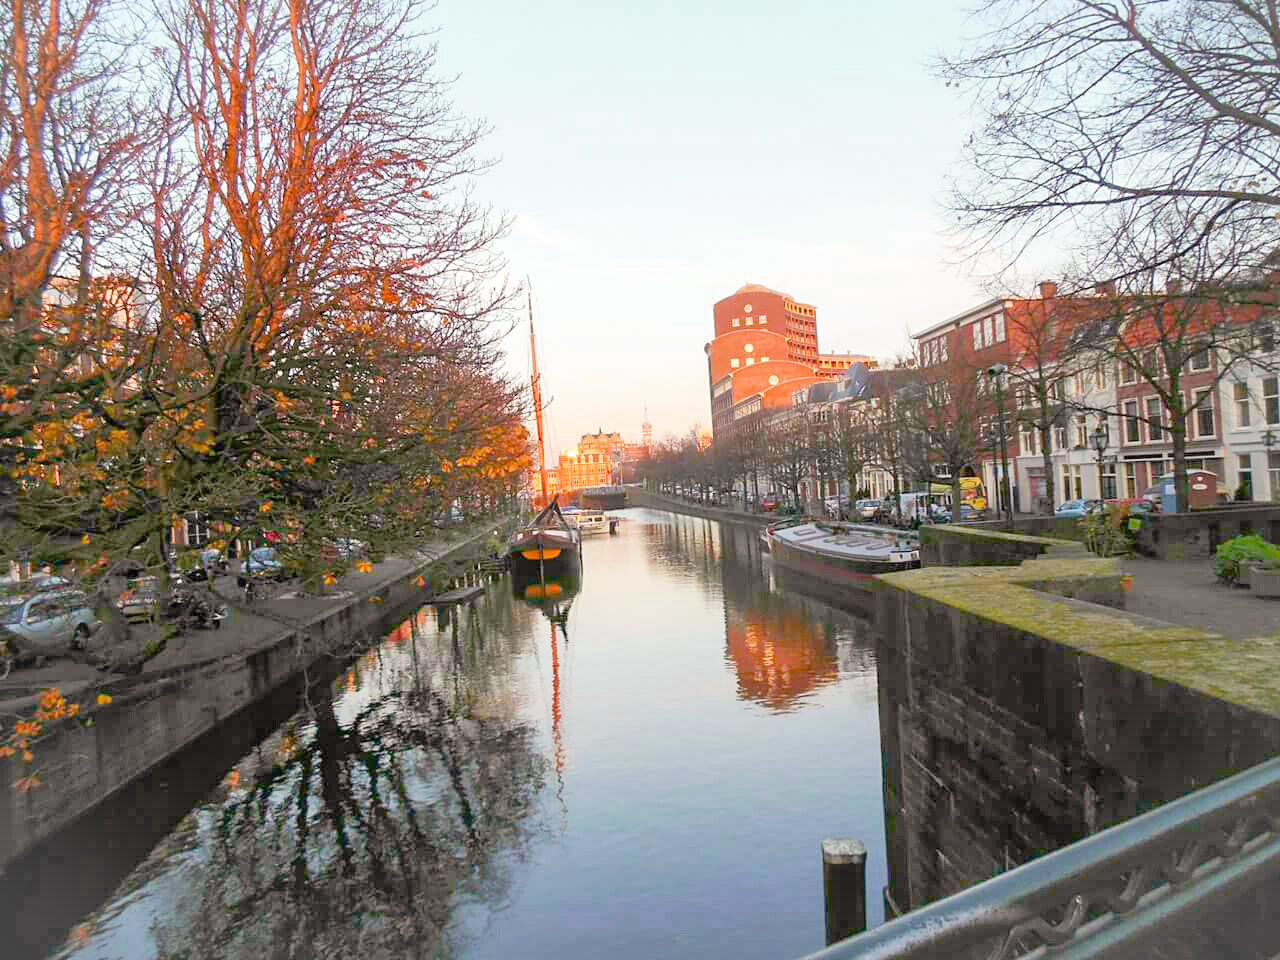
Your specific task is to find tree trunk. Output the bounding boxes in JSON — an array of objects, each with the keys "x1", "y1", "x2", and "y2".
[
  {"x1": 1039, "y1": 423, "x2": 1054, "y2": 514},
  {"x1": 1170, "y1": 417, "x2": 1189, "y2": 514}
]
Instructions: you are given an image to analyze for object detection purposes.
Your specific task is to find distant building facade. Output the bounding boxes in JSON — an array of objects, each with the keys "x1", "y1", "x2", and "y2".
[{"x1": 706, "y1": 283, "x2": 873, "y2": 441}]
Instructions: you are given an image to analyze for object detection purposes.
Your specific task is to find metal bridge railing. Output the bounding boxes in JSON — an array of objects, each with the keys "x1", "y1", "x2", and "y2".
[{"x1": 801, "y1": 754, "x2": 1280, "y2": 960}]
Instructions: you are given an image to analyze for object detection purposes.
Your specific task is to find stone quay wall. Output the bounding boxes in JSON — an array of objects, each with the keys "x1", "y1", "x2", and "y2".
[
  {"x1": 874, "y1": 541, "x2": 1280, "y2": 947},
  {"x1": 0, "y1": 524, "x2": 508, "y2": 875},
  {"x1": 626, "y1": 488, "x2": 774, "y2": 526},
  {"x1": 1136, "y1": 503, "x2": 1280, "y2": 560}
]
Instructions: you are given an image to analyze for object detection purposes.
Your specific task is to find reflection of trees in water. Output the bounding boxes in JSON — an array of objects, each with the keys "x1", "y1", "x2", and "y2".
[
  {"x1": 644, "y1": 514, "x2": 723, "y2": 580},
  {"x1": 153, "y1": 599, "x2": 550, "y2": 960}
]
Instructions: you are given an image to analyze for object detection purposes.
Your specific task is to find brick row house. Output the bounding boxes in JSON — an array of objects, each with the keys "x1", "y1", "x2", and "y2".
[{"x1": 912, "y1": 280, "x2": 1280, "y2": 508}]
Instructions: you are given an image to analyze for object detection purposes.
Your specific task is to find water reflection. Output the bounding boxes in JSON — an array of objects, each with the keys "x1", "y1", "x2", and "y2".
[
  {"x1": 58, "y1": 596, "x2": 552, "y2": 960},
  {"x1": 45, "y1": 510, "x2": 890, "y2": 960}
]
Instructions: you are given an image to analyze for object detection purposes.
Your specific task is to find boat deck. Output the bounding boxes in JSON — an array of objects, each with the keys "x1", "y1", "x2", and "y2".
[{"x1": 772, "y1": 522, "x2": 916, "y2": 560}]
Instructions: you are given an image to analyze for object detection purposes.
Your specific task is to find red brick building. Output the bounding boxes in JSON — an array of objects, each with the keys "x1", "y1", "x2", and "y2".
[{"x1": 706, "y1": 283, "x2": 873, "y2": 440}]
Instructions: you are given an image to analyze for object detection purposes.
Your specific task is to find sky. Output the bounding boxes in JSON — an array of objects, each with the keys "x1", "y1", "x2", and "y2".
[{"x1": 432, "y1": 0, "x2": 1023, "y2": 456}]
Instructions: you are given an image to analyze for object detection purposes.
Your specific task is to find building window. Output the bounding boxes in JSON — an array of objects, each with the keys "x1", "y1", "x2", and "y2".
[
  {"x1": 1238, "y1": 453, "x2": 1254, "y2": 500},
  {"x1": 995, "y1": 313, "x2": 1005, "y2": 342},
  {"x1": 730, "y1": 358, "x2": 739, "y2": 368},
  {"x1": 1073, "y1": 371, "x2": 1087, "y2": 395},
  {"x1": 1120, "y1": 362, "x2": 1137, "y2": 384},
  {"x1": 984, "y1": 316, "x2": 995, "y2": 346},
  {"x1": 1125, "y1": 462, "x2": 1138, "y2": 497},
  {"x1": 731, "y1": 317, "x2": 740, "y2": 327},
  {"x1": 1124, "y1": 400, "x2": 1141, "y2": 443},
  {"x1": 1054, "y1": 424, "x2": 1068, "y2": 450},
  {"x1": 758, "y1": 315, "x2": 767, "y2": 324},
  {"x1": 745, "y1": 357, "x2": 755, "y2": 365},
  {"x1": 1195, "y1": 389, "x2": 1215, "y2": 437},
  {"x1": 1062, "y1": 465, "x2": 1072, "y2": 503},
  {"x1": 744, "y1": 304, "x2": 753, "y2": 313},
  {"x1": 973, "y1": 323, "x2": 982, "y2": 350},
  {"x1": 745, "y1": 317, "x2": 753, "y2": 325},
  {"x1": 1270, "y1": 452, "x2": 1280, "y2": 501},
  {"x1": 760, "y1": 356, "x2": 769, "y2": 363},
  {"x1": 1254, "y1": 317, "x2": 1275, "y2": 354},
  {"x1": 185, "y1": 514, "x2": 209, "y2": 547},
  {"x1": 1189, "y1": 347, "x2": 1211, "y2": 371},
  {"x1": 1265, "y1": 376, "x2": 1279, "y2": 424},
  {"x1": 1146, "y1": 397, "x2": 1163, "y2": 441},
  {"x1": 1075, "y1": 417, "x2": 1088, "y2": 448},
  {"x1": 1235, "y1": 381, "x2": 1251, "y2": 427},
  {"x1": 1095, "y1": 360, "x2": 1107, "y2": 389},
  {"x1": 1101, "y1": 460, "x2": 1117, "y2": 499}
]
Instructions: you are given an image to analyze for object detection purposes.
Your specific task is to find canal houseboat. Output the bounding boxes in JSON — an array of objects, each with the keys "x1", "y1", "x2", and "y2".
[
  {"x1": 766, "y1": 520, "x2": 919, "y2": 587},
  {"x1": 565, "y1": 509, "x2": 611, "y2": 536},
  {"x1": 508, "y1": 500, "x2": 581, "y2": 579}
]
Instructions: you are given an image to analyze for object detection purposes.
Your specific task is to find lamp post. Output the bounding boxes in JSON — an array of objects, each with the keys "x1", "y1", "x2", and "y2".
[
  {"x1": 987, "y1": 363, "x2": 1013, "y2": 523},
  {"x1": 1092, "y1": 423, "x2": 1110, "y2": 500}
]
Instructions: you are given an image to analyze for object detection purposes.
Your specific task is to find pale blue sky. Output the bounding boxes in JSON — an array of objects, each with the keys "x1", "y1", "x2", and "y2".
[{"x1": 434, "y1": 0, "x2": 1020, "y2": 454}]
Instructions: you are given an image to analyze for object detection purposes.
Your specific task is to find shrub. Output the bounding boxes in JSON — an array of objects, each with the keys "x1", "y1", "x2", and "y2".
[{"x1": 1214, "y1": 534, "x2": 1280, "y2": 585}]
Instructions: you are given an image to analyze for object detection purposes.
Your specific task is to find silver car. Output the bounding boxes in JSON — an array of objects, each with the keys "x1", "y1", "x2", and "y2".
[{"x1": 0, "y1": 588, "x2": 100, "y2": 653}]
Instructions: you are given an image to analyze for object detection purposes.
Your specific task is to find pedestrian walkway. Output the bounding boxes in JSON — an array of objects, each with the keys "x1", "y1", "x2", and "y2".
[
  {"x1": 0, "y1": 523, "x2": 503, "y2": 715},
  {"x1": 1121, "y1": 554, "x2": 1280, "y2": 642}
]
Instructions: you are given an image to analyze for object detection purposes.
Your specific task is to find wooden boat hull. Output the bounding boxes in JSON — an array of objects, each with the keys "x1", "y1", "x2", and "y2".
[{"x1": 508, "y1": 529, "x2": 580, "y2": 578}]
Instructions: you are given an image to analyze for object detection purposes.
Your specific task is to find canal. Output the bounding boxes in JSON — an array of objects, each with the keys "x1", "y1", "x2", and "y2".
[{"x1": 19, "y1": 508, "x2": 889, "y2": 960}]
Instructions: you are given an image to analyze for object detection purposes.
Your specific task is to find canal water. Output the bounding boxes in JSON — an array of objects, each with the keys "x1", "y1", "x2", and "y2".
[{"x1": 31, "y1": 508, "x2": 888, "y2": 960}]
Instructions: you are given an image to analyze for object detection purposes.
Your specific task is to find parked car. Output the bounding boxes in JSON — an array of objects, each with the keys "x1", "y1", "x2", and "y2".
[
  {"x1": 1055, "y1": 498, "x2": 1104, "y2": 518},
  {"x1": 855, "y1": 498, "x2": 883, "y2": 521},
  {"x1": 822, "y1": 496, "x2": 845, "y2": 519},
  {"x1": 243, "y1": 546, "x2": 288, "y2": 580},
  {"x1": 1105, "y1": 497, "x2": 1157, "y2": 514},
  {"x1": 115, "y1": 576, "x2": 165, "y2": 621},
  {"x1": 1, "y1": 588, "x2": 99, "y2": 651},
  {"x1": 182, "y1": 547, "x2": 229, "y2": 581},
  {"x1": 760, "y1": 494, "x2": 781, "y2": 511}
]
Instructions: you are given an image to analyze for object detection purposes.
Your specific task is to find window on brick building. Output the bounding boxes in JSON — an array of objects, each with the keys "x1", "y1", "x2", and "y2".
[
  {"x1": 731, "y1": 317, "x2": 739, "y2": 327},
  {"x1": 1188, "y1": 347, "x2": 1210, "y2": 371},
  {"x1": 1264, "y1": 376, "x2": 1279, "y2": 424},
  {"x1": 995, "y1": 313, "x2": 1005, "y2": 342},
  {"x1": 1124, "y1": 400, "x2": 1140, "y2": 443},
  {"x1": 1146, "y1": 397, "x2": 1162, "y2": 441},
  {"x1": 745, "y1": 317, "x2": 753, "y2": 325},
  {"x1": 984, "y1": 316, "x2": 995, "y2": 345},
  {"x1": 745, "y1": 357, "x2": 754, "y2": 365},
  {"x1": 1120, "y1": 362, "x2": 1137, "y2": 384},
  {"x1": 730, "y1": 358, "x2": 739, "y2": 368},
  {"x1": 973, "y1": 323, "x2": 982, "y2": 350},
  {"x1": 758, "y1": 315, "x2": 767, "y2": 324},
  {"x1": 1195, "y1": 389, "x2": 1215, "y2": 438}
]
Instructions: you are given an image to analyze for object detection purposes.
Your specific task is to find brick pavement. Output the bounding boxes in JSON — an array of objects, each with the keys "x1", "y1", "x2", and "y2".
[{"x1": 1120, "y1": 554, "x2": 1280, "y2": 642}]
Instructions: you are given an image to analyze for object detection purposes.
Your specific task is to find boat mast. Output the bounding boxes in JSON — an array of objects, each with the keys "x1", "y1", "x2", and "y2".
[{"x1": 529, "y1": 289, "x2": 549, "y2": 503}]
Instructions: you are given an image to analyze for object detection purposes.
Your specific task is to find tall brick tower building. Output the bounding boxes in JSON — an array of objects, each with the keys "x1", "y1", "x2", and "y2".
[{"x1": 705, "y1": 283, "x2": 873, "y2": 439}]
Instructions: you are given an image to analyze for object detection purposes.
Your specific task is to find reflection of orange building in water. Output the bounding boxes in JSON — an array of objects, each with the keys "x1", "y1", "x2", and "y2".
[{"x1": 724, "y1": 606, "x2": 839, "y2": 711}]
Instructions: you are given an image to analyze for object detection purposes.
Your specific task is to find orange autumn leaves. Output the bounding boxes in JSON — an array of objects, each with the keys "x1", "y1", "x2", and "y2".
[{"x1": 0, "y1": 688, "x2": 112, "y2": 792}]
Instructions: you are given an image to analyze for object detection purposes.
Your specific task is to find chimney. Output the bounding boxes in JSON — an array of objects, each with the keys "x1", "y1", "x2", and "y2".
[
  {"x1": 1093, "y1": 280, "x2": 1116, "y2": 297},
  {"x1": 1038, "y1": 280, "x2": 1057, "y2": 301}
]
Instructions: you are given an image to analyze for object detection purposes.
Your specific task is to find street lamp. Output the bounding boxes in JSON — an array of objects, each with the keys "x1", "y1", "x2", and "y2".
[
  {"x1": 986, "y1": 363, "x2": 1013, "y2": 523},
  {"x1": 1092, "y1": 422, "x2": 1110, "y2": 500}
]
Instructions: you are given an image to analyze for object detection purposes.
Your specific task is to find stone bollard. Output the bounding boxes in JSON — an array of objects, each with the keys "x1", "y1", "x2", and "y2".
[{"x1": 822, "y1": 837, "x2": 867, "y2": 945}]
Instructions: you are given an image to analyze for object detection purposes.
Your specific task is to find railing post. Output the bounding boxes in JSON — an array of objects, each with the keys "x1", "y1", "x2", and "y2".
[{"x1": 822, "y1": 837, "x2": 867, "y2": 945}]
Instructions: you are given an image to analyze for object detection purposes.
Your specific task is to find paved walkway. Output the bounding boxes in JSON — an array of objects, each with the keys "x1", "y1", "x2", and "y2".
[
  {"x1": 0, "y1": 522, "x2": 504, "y2": 715},
  {"x1": 1120, "y1": 555, "x2": 1280, "y2": 642}
]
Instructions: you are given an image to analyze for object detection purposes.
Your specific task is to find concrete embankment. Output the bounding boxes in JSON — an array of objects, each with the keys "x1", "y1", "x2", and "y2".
[
  {"x1": 0, "y1": 520, "x2": 513, "y2": 875},
  {"x1": 625, "y1": 488, "x2": 774, "y2": 526},
  {"x1": 877, "y1": 523, "x2": 1280, "y2": 931}
]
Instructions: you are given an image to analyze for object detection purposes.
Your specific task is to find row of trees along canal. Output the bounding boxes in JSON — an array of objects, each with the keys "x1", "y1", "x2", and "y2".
[
  {"x1": 654, "y1": 0, "x2": 1280, "y2": 517},
  {"x1": 0, "y1": 0, "x2": 529, "y2": 608}
]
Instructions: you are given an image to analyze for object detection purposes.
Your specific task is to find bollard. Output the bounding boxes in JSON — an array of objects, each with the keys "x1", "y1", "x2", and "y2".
[{"x1": 822, "y1": 837, "x2": 867, "y2": 945}]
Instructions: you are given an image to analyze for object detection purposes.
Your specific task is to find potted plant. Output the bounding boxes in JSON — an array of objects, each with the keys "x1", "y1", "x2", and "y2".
[{"x1": 1214, "y1": 534, "x2": 1280, "y2": 588}]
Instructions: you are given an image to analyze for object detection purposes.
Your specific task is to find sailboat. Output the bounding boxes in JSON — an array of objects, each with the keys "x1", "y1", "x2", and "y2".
[{"x1": 507, "y1": 292, "x2": 582, "y2": 579}]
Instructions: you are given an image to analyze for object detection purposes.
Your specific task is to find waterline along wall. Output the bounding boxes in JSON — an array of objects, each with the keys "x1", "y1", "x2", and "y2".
[
  {"x1": 875, "y1": 526, "x2": 1280, "y2": 948},
  {"x1": 0, "y1": 525, "x2": 508, "y2": 875}
]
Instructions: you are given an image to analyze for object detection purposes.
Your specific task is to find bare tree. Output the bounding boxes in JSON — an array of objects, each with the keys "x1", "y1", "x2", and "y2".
[{"x1": 942, "y1": 0, "x2": 1280, "y2": 283}]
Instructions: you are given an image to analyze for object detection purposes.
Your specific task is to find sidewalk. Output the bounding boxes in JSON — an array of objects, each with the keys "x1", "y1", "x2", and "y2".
[
  {"x1": 0, "y1": 522, "x2": 504, "y2": 715},
  {"x1": 1120, "y1": 554, "x2": 1280, "y2": 642}
]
